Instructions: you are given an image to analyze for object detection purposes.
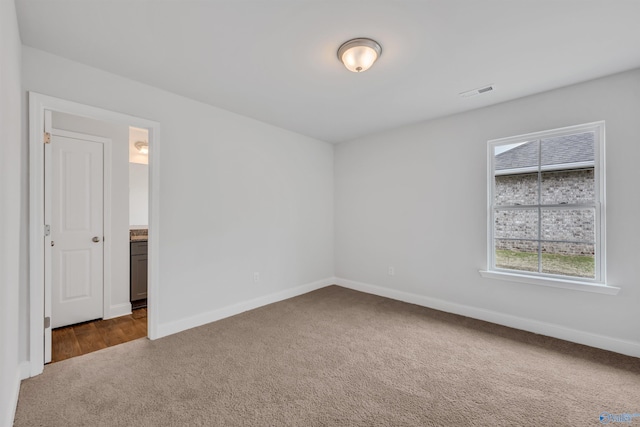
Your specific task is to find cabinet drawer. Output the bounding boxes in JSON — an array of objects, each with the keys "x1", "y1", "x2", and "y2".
[{"x1": 130, "y1": 241, "x2": 147, "y2": 256}]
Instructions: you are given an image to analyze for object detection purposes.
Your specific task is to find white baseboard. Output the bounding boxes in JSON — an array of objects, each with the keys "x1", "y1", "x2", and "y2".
[
  {"x1": 3, "y1": 365, "x2": 22, "y2": 427},
  {"x1": 104, "y1": 302, "x2": 132, "y2": 320},
  {"x1": 156, "y1": 277, "x2": 336, "y2": 339},
  {"x1": 335, "y1": 277, "x2": 640, "y2": 358}
]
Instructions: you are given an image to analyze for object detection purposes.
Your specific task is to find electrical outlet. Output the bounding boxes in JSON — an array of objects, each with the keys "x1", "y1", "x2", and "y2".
[
  {"x1": 388, "y1": 266, "x2": 395, "y2": 276},
  {"x1": 253, "y1": 272, "x2": 260, "y2": 282}
]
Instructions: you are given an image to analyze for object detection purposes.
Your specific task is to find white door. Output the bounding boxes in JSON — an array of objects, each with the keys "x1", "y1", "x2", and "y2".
[{"x1": 49, "y1": 133, "x2": 104, "y2": 328}]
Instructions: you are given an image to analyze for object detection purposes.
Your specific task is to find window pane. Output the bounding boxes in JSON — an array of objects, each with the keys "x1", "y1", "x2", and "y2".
[
  {"x1": 495, "y1": 239, "x2": 539, "y2": 272},
  {"x1": 494, "y1": 141, "x2": 539, "y2": 206},
  {"x1": 541, "y1": 209, "x2": 595, "y2": 243},
  {"x1": 495, "y1": 173, "x2": 538, "y2": 206},
  {"x1": 495, "y1": 209, "x2": 538, "y2": 240},
  {"x1": 489, "y1": 124, "x2": 603, "y2": 281},
  {"x1": 540, "y1": 131, "x2": 594, "y2": 168},
  {"x1": 495, "y1": 141, "x2": 538, "y2": 170},
  {"x1": 541, "y1": 169, "x2": 594, "y2": 205},
  {"x1": 541, "y1": 242, "x2": 595, "y2": 278}
]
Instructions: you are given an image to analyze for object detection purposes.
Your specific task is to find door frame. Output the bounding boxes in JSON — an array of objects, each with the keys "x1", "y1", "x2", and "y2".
[
  {"x1": 29, "y1": 92, "x2": 161, "y2": 377},
  {"x1": 44, "y1": 123, "x2": 112, "y2": 363}
]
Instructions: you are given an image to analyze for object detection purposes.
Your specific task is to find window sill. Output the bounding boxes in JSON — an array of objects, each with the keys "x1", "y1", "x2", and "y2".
[{"x1": 479, "y1": 270, "x2": 620, "y2": 295}]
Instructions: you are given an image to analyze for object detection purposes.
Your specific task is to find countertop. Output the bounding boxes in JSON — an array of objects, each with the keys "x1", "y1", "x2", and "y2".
[{"x1": 130, "y1": 229, "x2": 148, "y2": 242}]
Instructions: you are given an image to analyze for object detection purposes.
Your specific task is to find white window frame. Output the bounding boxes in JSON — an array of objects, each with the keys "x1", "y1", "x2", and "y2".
[{"x1": 480, "y1": 121, "x2": 620, "y2": 295}]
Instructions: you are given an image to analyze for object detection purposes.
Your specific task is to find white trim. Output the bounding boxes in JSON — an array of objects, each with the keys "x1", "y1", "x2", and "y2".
[
  {"x1": 3, "y1": 367, "x2": 21, "y2": 427},
  {"x1": 335, "y1": 278, "x2": 640, "y2": 358},
  {"x1": 50, "y1": 127, "x2": 111, "y2": 142},
  {"x1": 105, "y1": 302, "x2": 133, "y2": 320},
  {"x1": 596, "y1": 122, "x2": 607, "y2": 283},
  {"x1": 43, "y1": 111, "x2": 52, "y2": 364},
  {"x1": 478, "y1": 270, "x2": 620, "y2": 295},
  {"x1": 28, "y1": 92, "x2": 161, "y2": 378},
  {"x1": 148, "y1": 121, "x2": 160, "y2": 342},
  {"x1": 29, "y1": 95, "x2": 45, "y2": 376},
  {"x1": 156, "y1": 277, "x2": 336, "y2": 338},
  {"x1": 488, "y1": 121, "x2": 605, "y2": 146},
  {"x1": 103, "y1": 136, "x2": 113, "y2": 325},
  {"x1": 494, "y1": 161, "x2": 594, "y2": 176}
]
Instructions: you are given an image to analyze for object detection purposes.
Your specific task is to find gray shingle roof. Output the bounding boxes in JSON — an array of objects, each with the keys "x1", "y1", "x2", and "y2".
[{"x1": 495, "y1": 132, "x2": 594, "y2": 171}]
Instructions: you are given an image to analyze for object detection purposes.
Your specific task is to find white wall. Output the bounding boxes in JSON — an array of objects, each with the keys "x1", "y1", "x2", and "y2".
[
  {"x1": 335, "y1": 69, "x2": 640, "y2": 355},
  {"x1": 0, "y1": 0, "x2": 23, "y2": 424},
  {"x1": 52, "y1": 112, "x2": 132, "y2": 319},
  {"x1": 129, "y1": 163, "x2": 149, "y2": 227},
  {"x1": 21, "y1": 47, "x2": 334, "y2": 358}
]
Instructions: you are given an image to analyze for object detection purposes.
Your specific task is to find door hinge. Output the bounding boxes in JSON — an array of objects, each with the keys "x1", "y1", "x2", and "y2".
[
  {"x1": 44, "y1": 317, "x2": 51, "y2": 329},
  {"x1": 44, "y1": 132, "x2": 51, "y2": 144},
  {"x1": 44, "y1": 224, "x2": 50, "y2": 237}
]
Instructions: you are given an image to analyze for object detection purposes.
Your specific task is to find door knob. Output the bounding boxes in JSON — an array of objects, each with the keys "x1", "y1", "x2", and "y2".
[{"x1": 92, "y1": 236, "x2": 101, "y2": 243}]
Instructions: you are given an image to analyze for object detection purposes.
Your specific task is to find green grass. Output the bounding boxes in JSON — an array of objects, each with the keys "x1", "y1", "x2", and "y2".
[{"x1": 496, "y1": 250, "x2": 594, "y2": 278}]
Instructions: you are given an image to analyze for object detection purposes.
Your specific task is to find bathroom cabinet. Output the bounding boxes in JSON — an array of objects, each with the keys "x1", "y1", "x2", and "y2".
[{"x1": 130, "y1": 241, "x2": 148, "y2": 303}]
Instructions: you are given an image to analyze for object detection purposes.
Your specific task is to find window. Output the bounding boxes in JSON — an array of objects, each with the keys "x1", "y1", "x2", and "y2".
[{"x1": 485, "y1": 122, "x2": 608, "y2": 289}]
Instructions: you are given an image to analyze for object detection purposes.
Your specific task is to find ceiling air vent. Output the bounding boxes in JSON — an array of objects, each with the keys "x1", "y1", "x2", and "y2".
[{"x1": 459, "y1": 84, "x2": 495, "y2": 98}]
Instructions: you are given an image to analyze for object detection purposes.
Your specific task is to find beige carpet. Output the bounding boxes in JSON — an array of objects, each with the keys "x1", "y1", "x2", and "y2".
[{"x1": 15, "y1": 286, "x2": 640, "y2": 426}]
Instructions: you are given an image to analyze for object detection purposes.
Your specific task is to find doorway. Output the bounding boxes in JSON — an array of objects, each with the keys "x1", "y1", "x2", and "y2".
[
  {"x1": 45, "y1": 113, "x2": 151, "y2": 363},
  {"x1": 28, "y1": 93, "x2": 160, "y2": 377}
]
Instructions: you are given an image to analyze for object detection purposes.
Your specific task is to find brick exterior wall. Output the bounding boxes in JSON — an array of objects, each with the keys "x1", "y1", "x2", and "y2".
[{"x1": 495, "y1": 169, "x2": 595, "y2": 256}]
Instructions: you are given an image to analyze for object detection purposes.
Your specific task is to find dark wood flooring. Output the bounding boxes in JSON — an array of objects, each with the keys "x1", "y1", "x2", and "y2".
[{"x1": 50, "y1": 308, "x2": 147, "y2": 363}]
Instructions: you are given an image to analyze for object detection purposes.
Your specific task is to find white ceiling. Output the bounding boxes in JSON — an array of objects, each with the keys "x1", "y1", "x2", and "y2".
[{"x1": 16, "y1": 0, "x2": 640, "y2": 143}]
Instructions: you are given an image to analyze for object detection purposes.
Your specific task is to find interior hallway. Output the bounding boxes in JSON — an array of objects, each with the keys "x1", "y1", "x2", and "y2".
[{"x1": 51, "y1": 308, "x2": 147, "y2": 363}]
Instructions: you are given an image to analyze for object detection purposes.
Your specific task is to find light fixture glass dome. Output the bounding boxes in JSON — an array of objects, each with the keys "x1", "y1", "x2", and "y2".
[
  {"x1": 338, "y1": 38, "x2": 382, "y2": 73},
  {"x1": 134, "y1": 140, "x2": 149, "y2": 155}
]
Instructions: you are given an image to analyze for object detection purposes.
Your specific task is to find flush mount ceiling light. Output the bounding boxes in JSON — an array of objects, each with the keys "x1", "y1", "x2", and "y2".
[
  {"x1": 134, "y1": 140, "x2": 149, "y2": 154},
  {"x1": 337, "y1": 38, "x2": 382, "y2": 73}
]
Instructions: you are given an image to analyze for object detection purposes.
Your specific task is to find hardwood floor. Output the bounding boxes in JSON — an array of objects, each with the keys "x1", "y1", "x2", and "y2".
[{"x1": 50, "y1": 308, "x2": 147, "y2": 363}]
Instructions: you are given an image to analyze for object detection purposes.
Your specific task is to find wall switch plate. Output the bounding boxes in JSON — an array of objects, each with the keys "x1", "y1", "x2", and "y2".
[
  {"x1": 388, "y1": 266, "x2": 395, "y2": 276},
  {"x1": 253, "y1": 272, "x2": 260, "y2": 282}
]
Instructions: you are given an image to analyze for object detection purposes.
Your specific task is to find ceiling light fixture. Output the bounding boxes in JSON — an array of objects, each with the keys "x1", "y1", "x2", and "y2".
[
  {"x1": 337, "y1": 38, "x2": 382, "y2": 73},
  {"x1": 134, "y1": 140, "x2": 149, "y2": 154}
]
